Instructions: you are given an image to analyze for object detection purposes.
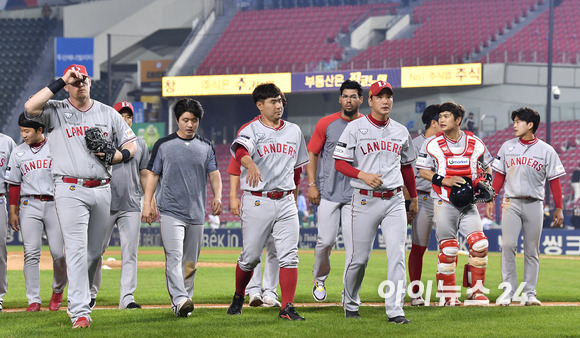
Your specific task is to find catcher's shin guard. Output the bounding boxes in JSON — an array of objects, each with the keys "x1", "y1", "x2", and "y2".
[{"x1": 436, "y1": 273, "x2": 460, "y2": 306}]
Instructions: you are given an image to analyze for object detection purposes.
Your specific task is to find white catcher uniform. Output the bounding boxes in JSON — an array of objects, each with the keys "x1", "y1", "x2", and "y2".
[
  {"x1": 0, "y1": 133, "x2": 16, "y2": 309},
  {"x1": 26, "y1": 99, "x2": 136, "y2": 323},
  {"x1": 334, "y1": 116, "x2": 416, "y2": 318},
  {"x1": 92, "y1": 137, "x2": 149, "y2": 308},
  {"x1": 5, "y1": 139, "x2": 66, "y2": 306},
  {"x1": 492, "y1": 137, "x2": 565, "y2": 299}
]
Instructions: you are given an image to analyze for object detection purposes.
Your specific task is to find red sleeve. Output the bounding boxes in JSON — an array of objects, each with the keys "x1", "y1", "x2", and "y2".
[
  {"x1": 226, "y1": 156, "x2": 241, "y2": 176},
  {"x1": 335, "y1": 159, "x2": 360, "y2": 178},
  {"x1": 307, "y1": 114, "x2": 338, "y2": 154},
  {"x1": 400, "y1": 164, "x2": 417, "y2": 198},
  {"x1": 294, "y1": 167, "x2": 302, "y2": 186},
  {"x1": 8, "y1": 184, "x2": 20, "y2": 206},
  {"x1": 492, "y1": 172, "x2": 506, "y2": 198},
  {"x1": 549, "y1": 178, "x2": 563, "y2": 209},
  {"x1": 235, "y1": 146, "x2": 250, "y2": 161}
]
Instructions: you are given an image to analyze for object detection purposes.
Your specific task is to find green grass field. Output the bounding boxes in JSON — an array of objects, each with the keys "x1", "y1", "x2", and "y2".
[{"x1": 2, "y1": 246, "x2": 579, "y2": 337}]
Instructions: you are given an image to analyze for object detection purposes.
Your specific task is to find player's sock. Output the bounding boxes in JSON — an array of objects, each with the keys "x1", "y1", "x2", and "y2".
[
  {"x1": 279, "y1": 267, "x2": 298, "y2": 306},
  {"x1": 235, "y1": 263, "x2": 254, "y2": 295},
  {"x1": 408, "y1": 244, "x2": 427, "y2": 294}
]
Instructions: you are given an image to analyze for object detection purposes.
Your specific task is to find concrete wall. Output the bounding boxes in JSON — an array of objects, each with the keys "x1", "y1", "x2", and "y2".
[
  {"x1": 385, "y1": 14, "x2": 409, "y2": 40},
  {"x1": 350, "y1": 15, "x2": 394, "y2": 50}
]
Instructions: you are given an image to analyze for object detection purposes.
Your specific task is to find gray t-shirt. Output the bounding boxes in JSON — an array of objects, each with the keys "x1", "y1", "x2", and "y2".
[
  {"x1": 148, "y1": 133, "x2": 218, "y2": 224},
  {"x1": 111, "y1": 138, "x2": 149, "y2": 212}
]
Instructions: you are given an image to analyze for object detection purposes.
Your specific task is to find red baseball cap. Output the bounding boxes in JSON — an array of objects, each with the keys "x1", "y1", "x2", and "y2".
[
  {"x1": 113, "y1": 101, "x2": 134, "y2": 115},
  {"x1": 368, "y1": 81, "x2": 393, "y2": 97},
  {"x1": 63, "y1": 64, "x2": 90, "y2": 78}
]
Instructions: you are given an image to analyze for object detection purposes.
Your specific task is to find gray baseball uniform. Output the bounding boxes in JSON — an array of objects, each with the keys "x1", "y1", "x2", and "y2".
[
  {"x1": 91, "y1": 137, "x2": 149, "y2": 308},
  {"x1": 6, "y1": 139, "x2": 66, "y2": 305},
  {"x1": 492, "y1": 137, "x2": 565, "y2": 299},
  {"x1": 0, "y1": 133, "x2": 16, "y2": 308},
  {"x1": 26, "y1": 99, "x2": 136, "y2": 323},
  {"x1": 148, "y1": 133, "x2": 218, "y2": 314},
  {"x1": 231, "y1": 118, "x2": 309, "y2": 273},
  {"x1": 333, "y1": 116, "x2": 416, "y2": 318},
  {"x1": 411, "y1": 134, "x2": 435, "y2": 246},
  {"x1": 246, "y1": 236, "x2": 279, "y2": 300},
  {"x1": 309, "y1": 112, "x2": 358, "y2": 284}
]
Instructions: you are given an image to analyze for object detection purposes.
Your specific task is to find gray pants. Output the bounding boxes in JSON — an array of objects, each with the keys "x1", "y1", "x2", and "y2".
[
  {"x1": 500, "y1": 198, "x2": 543, "y2": 298},
  {"x1": 313, "y1": 199, "x2": 351, "y2": 283},
  {"x1": 433, "y1": 200, "x2": 482, "y2": 241},
  {"x1": 20, "y1": 198, "x2": 66, "y2": 304},
  {"x1": 160, "y1": 214, "x2": 203, "y2": 313},
  {"x1": 246, "y1": 235, "x2": 279, "y2": 299},
  {"x1": 92, "y1": 210, "x2": 141, "y2": 308},
  {"x1": 0, "y1": 196, "x2": 7, "y2": 304},
  {"x1": 411, "y1": 194, "x2": 435, "y2": 246},
  {"x1": 343, "y1": 190, "x2": 406, "y2": 318}
]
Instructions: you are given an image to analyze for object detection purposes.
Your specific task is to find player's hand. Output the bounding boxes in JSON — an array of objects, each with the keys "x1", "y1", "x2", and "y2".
[
  {"x1": 552, "y1": 208, "x2": 564, "y2": 227},
  {"x1": 9, "y1": 212, "x2": 20, "y2": 231},
  {"x1": 141, "y1": 203, "x2": 156, "y2": 225},
  {"x1": 246, "y1": 163, "x2": 262, "y2": 188},
  {"x1": 230, "y1": 197, "x2": 241, "y2": 216},
  {"x1": 406, "y1": 198, "x2": 418, "y2": 223},
  {"x1": 359, "y1": 172, "x2": 383, "y2": 189},
  {"x1": 443, "y1": 176, "x2": 466, "y2": 188},
  {"x1": 62, "y1": 68, "x2": 85, "y2": 85},
  {"x1": 212, "y1": 197, "x2": 222, "y2": 216},
  {"x1": 308, "y1": 185, "x2": 320, "y2": 205},
  {"x1": 485, "y1": 201, "x2": 495, "y2": 220}
]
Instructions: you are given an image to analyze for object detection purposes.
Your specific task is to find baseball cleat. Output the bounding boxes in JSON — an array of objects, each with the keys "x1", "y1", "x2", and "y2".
[
  {"x1": 345, "y1": 310, "x2": 361, "y2": 319},
  {"x1": 89, "y1": 298, "x2": 96, "y2": 309},
  {"x1": 525, "y1": 295, "x2": 542, "y2": 306},
  {"x1": 465, "y1": 293, "x2": 489, "y2": 306},
  {"x1": 72, "y1": 316, "x2": 90, "y2": 329},
  {"x1": 49, "y1": 292, "x2": 63, "y2": 311},
  {"x1": 262, "y1": 295, "x2": 281, "y2": 307},
  {"x1": 388, "y1": 315, "x2": 411, "y2": 324},
  {"x1": 410, "y1": 297, "x2": 425, "y2": 306},
  {"x1": 312, "y1": 281, "x2": 327, "y2": 302},
  {"x1": 176, "y1": 298, "x2": 194, "y2": 317},
  {"x1": 249, "y1": 294, "x2": 263, "y2": 307},
  {"x1": 443, "y1": 298, "x2": 462, "y2": 307},
  {"x1": 126, "y1": 302, "x2": 142, "y2": 309},
  {"x1": 0, "y1": 300, "x2": 3, "y2": 312},
  {"x1": 227, "y1": 294, "x2": 244, "y2": 315},
  {"x1": 26, "y1": 303, "x2": 41, "y2": 312},
  {"x1": 496, "y1": 297, "x2": 511, "y2": 306},
  {"x1": 279, "y1": 303, "x2": 305, "y2": 321}
]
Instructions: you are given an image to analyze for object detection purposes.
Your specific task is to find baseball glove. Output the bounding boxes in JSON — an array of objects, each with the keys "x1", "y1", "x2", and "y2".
[
  {"x1": 85, "y1": 127, "x2": 116, "y2": 165},
  {"x1": 473, "y1": 180, "x2": 495, "y2": 204}
]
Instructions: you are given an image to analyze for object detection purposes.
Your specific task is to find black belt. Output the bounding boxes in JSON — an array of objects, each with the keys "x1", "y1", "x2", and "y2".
[
  {"x1": 417, "y1": 190, "x2": 430, "y2": 195},
  {"x1": 23, "y1": 195, "x2": 54, "y2": 201},
  {"x1": 250, "y1": 191, "x2": 293, "y2": 200},
  {"x1": 359, "y1": 187, "x2": 402, "y2": 199}
]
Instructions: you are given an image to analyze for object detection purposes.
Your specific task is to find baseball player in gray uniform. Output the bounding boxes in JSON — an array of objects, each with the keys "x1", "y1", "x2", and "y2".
[
  {"x1": 142, "y1": 98, "x2": 222, "y2": 318},
  {"x1": 334, "y1": 81, "x2": 417, "y2": 323},
  {"x1": 0, "y1": 132, "x2": 16, "y2": 313},
  {"x1": 91, "y1": 101, "x2": 151, "y2": 309},
  {"x1": 416, "y1": 102, "x2": 493, "y2": 307},
  {"x1": 408, "y1": 104, "x2": 441, "y2": 306},
  {"x1": 226, "y1": 83, "x2": 309, "y2": 321},
  {"x1": 6, "y1": 114, "x2": 66, "y2": 312},
  {"x1": 486, "y1": 107, "x2": 565, "y2": 306},
  {"x1": 308, "y1": 80, "x2": 363, "y2": 302},
  {"x1": 24, "y1": 64, "x2": 137, "y2": 328}
]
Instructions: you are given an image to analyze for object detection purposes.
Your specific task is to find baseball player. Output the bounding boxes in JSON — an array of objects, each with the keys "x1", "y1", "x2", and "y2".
[
  {"x1": 226, "y1": 83, "x2": 309, "y2": 321},
  {"x1": 408, "y1": 104, "x2": 441, "y2": 306},
  {"x1": 486, "y1": 107, "x2": 565, "y2": 306},
  {"x1": 307, "y1": 80, "x2": 363, "y2": 302},
  {"x1": 6, "y1": 114, "x2": 67, "y2": 312},
  {"x1": 416, "y1": 102, "x2": 494, "y2": 306},
  {"x1": 24, "y1": 64, "x2": 137, "y2": 328},
  {"x1": 91, "y1": 101, "x2": 151, "y2": 309},
  {"x1": 141, "y1": 98, "x2": 222, "y2": 318},
  {"x1": 334, "y1": 80, "x2": 417, "y2": 323},
  {"x1": 0, "y1": 132, "x2": 16, "y2": 313}
]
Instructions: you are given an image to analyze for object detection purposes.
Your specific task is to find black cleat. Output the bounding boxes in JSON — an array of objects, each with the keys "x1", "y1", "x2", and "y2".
[
  {"x1": 126, "y1": 302, "x2": 142, "y2": 309},
  {"x1": 176, "y1": 299, "x2": 194, "y2": 317},
  {"x1": 227, "y1": 294, "x2": 245, "y2": 315},
  {"x1": 345, "y1": 310, "x2": 361, "y2": 319},
  {"x1": 89, "y1": 298, "x2": 96, "y2": 309},
  {"x1": 388, "y1": 315, "x2": 410, "y2": 324},
  {"x1": 279, "y1": 303, "x2": 305, "y2": 321}
]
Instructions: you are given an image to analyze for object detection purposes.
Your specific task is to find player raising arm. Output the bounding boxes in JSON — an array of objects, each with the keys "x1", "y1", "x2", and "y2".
[{"x1": 486, "y1": 107, "x2": 565, "y2": 306}]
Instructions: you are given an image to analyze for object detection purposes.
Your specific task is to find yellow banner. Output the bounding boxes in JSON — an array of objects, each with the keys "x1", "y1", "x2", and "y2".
[
  {"x1": 162, "y1": 73, "x2": 292, "y2": 97},
  {"x1": 401, "y1": 63, "x2": 482, "y2": 88}
]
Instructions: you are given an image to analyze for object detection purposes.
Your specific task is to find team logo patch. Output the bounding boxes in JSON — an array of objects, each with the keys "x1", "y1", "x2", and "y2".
[
  {"x1": 359, "y1": 128, "x2": 368, "y2": 135},
  {"x1": 125, "y1": 129, "x2": 136, "y2": 138},
  {"x1": 185, "y1": 142, "x2": 190, "y2": 146},
  {"x1": 505, "y1": 197, "x2": 510, "y2": 202},
  {"x1": 16, "y1": 152, "x2": 24, "y2": 157},
  {"x1": 556, "y1": 165, "x2": 565, "y2": 173},
  {"x1": 422, "y1": 195, "x2": 428, "y2": 201},
  {"x1": 65, "y1": 113, "x2": 73, "y2": 119},
  {"x1": 507, "y1": 146, "x2": 515, "y2": 151},
  {"x1": 437, "y1": 199, "x2": 443, "y2": 205},
  {"x1": 254, "y1": 200, "x2": 261, "y2": 206},
  {"x1": 361, "y1": 199, "x2": 367, "y2": 205},
  {"x1": 447, "y1": 158, "x2": 469, "y2": 166},
  {"x1": 69, "y1": 185, "x2": 76, "y2": 191},
  {"x1": 23, "y1": 200, "x2": 29, "y2": 206},
  {"x1": 256, "y1": 133, "x2": 266, "y2": 139}
]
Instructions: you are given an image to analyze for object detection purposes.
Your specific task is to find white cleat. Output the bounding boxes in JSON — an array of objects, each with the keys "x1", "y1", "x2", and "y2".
[
  {"x1": 248, "y1": 294, "x2": 263, "y2": 307},
  {"x1": 496, "y1": 297, "x2": 511, "y2": 306},
  {"x1": 525, "y1": 295, "x2": 542, "y2": 306},
  {"x1": 312, "y1": 281, "x2": 327, "y2": 302},
  {"x1": 262, "y1": 295, "x2": 281, "y2": 307},
  {"x1": 410, "y1": 297, "x2": 425, "y2": 306}
]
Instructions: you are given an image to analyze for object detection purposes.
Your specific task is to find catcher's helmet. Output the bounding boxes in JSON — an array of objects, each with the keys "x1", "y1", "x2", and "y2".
[{"x1": 449, "y1": 176, "x2": 473, "y2": 209}]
